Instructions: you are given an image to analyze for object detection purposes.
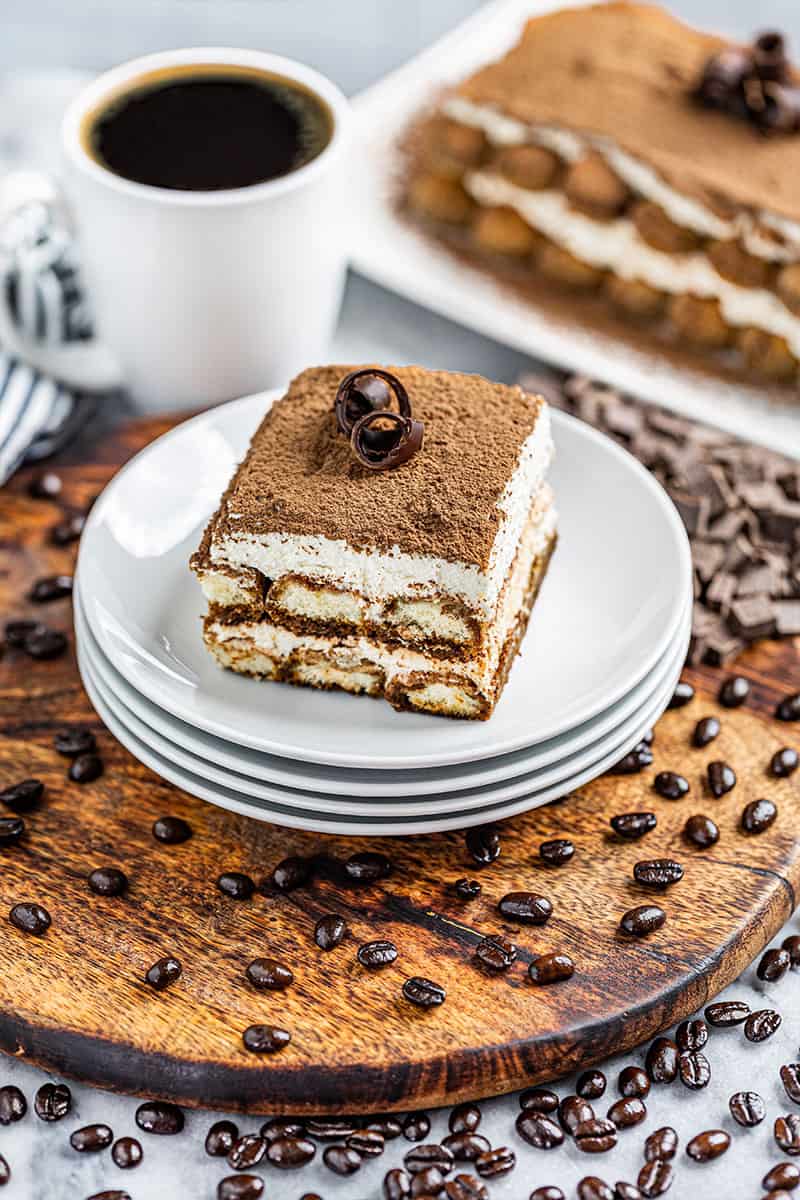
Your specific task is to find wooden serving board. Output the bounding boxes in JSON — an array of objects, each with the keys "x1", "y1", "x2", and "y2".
[{"x1": 0, "y1": 414, "x2": 798, "y2": 1115}]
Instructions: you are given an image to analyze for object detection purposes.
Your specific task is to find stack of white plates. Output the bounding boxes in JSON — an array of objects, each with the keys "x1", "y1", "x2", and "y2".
[{"x1": 75, "y1": 390, "x2": 692, "y2": 836}]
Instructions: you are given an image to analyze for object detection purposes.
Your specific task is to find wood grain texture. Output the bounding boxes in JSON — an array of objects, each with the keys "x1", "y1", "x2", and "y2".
[{"x1": 0, "y1": 413, "x2": 798, "y2": 1115}]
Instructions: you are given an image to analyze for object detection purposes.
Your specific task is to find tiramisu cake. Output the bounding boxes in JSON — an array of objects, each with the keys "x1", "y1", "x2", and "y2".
[
  {"x1": 191, "y1": 365, "x2": 556, "y2": 719},
  {"x1": 404, "y1": 3, "x2": 800, "y2": 388}
]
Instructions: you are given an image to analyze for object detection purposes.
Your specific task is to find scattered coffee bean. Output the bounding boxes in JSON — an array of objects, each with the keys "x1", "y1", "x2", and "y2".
[
  {"x1": 145, "y1": 956, "x2": 182, "y2": 991},
  {"x1": 633, "y1": 860, "x2": 683, "y2": 887},
  {"x1": 578, "y1": 1071, "x2": 607, "y2": 1100},
  {"x1": 0, "y1": 1087, "x2": 25, "y2": 1125},
  {"x1": 742, "y1": 797, "x2": 778, "y2": 833},
  {"x1": 260, "y1": 1117, "x2": 305, "y2": 1141},
  {"x1": 574, "y1": 1118, "x2": 617, "y2": 1153},
  {"x1": 9, "y1": 902, "x2": 50, "y2": 935},
  {"x1": 608, "y1": 742, "x2": 653, "y2": 775},
  {"x1": 0, "y1": 779, "x2": 43, "y2": 812},
  {"x1": 678, "y1": 1050, "x2": 711, "y2": 1090},
  {"x1": 759, "y1": 947, "x2": 791, "y2": 982},
  {"x1": 345, "y1": 851, "x2": 392, "y2": 884},
  {"x1": 705, "y1": 999, "x2": 750, "y2": 1026},
  {"x1": 217, "y1": 871, "x2": 255, "y2": 900},
  {"x1": 645, "y1": 1037, "x2": 678, "y2": 1084},
  {"x1": 676, "y1": 1019, "x2": 708, "y2": 1050},
  {"x1": 745, "y1": 1009, "x2": 782, "y2": 1042},
  {"x1": 384, "y1": 1168, "x2": 412, "y2": 1199},
  {"x1": 475, "y1": 1147, "x2": 515, "y2": 1178},
  {"x1": 644, "y1": 1127, "x2": 678, "y2": 1162},
  {"x1": 112, "y1": 1136, "x2": 142, "y2": 1169},
  {"x1": 763, "y1": 1163, "x2": 800, "y2": 1191},
  {"x1": 560, "y1": 1095, "x2": 594, "y2": 1135},
  {"x1": 405, "y1": 1144, "x2": 454, "y2": 1175},
  {"x1": 205, "y1": 1120, "x2": 239, "y2": 1157},
  {"x1": 654, "y1": 772, "x2": 689, "y2": 800},
  {"x1": 520, "y1": 1088, "x2": 559, "y2": 1113},
  {"x1": 358, "y1": 939, "x2": 398, "y2": 969},
  {"x1": 668, "y1": 680, "x2": 695, "y2": 709},
  {"x1": 707, "y1": 760, "x2": 736, "y2": 797},
  {"x1": 411, "y1": 1166, "x2": 444, "y2": 1196},
  {"x1": 28, "y1": 471, "x2": 62, "y2": 499},
  {"x1": 88, "y1": 866, "x2": 128, "y2": 897},
  {"x1": 454, "y1": 878, "x2": 481, "y2": 900},
  {"x1": 684, "y1": 814, "x2": 719, "y2": 848},
  {"x1": 577, "y1": 1179, "x2": 613, "y2": 1200},
  {"x1": 50, "y1": 513, "x2": 85, "y2": 545},
  {"x1": 315, "y1": 913, "x2": 347, "y2": 951},
  {"x1": 515, "y1": 1110, "x2": 564, "y2": 1149},
  {"x1": 686, "y1": 1129, "x2": 730, "y2": 1162},
  {"x1": 69, "y1": 753, "x2": 104, "y2": 784},
  {"x1": 498, "y1": 892, "x2": 552, "y2": 924},
  {"x1": 0, "y1": 818, "x2": 24, "y2": 845},
  {"x1": 610, "y1": 812, "x2": 656, "y2": 840},
  {"x1": 475, "y1": 933, "x2": 517, "y2": 972},
  {"x1": 306, "y1": 1117, "x2": 356, "y2": 1140},
  {"x1": 618, "y1": 1066, "x2": 650, "y2": 1098},
  {"x1": 24, "y1": 627, "x2": 67, "y2": 659},
  {"x1": 135, "y1": 1100, "x2": 184, "y2": 1135},
  {"x1": 323, "y1": 1143, "x2": 362, "y2": 1175},
  {"x1": 449, "y1": 1104, "x2": 480, "y2": 1135},
  {"x1": 608, "y1": 1097, "x2": 647, "y2": 1129},
  {"x1": 402, "y1": 976, "x2": 446, "y2": 1008},
  {"x1": 245, "y1": 957, "x2": 293, "y2": 990},
  {"x1": 242, "y1": 1024, "x2": 291, "y2": 1054},
  {"x1": 54, "y1": 728, "x2": 95, "y2": 756},
  {"x1": 465, "y1": 826, "x2": 500, "y2": 866},
  {"x1": 529, "y1": 952, "x2": 575, "y2": 985},
  {"x1": 446, "y1": 1176, "x2": 488, "y2": 1200},
  {"x1": 782, "y1": 1064, "x2": 800, "y2": 1104},
  {"x1": 34, "y1": 1082, "x2": 71, "y2": 1121},
  {"x1": 530, "y1": 1189, "x2": 565, "y2": 1200},
  {"x1": 29, "y1": 575, "x2": 73, "y2": 603},
  {"x1": 369, "y1": 1115, "x2": 403, "y2": 1141},
  {"x1": 271, "y1": 856, "x2": 311, "y2": 891},
  {"x1": 70, "y1": 1124, "x2": 113, "y2": 1152},
  {"x1": 218, "y1": 1177, "x2": 263, "y2": 1200},
  {"x1": 614, "y1": 1185, "x2": 640, "y2": 1200},
  {"x1": 539, "y1": 838, "x2": 574, "y2": 865},
  {"x1": 693, "y1": 716, "x2": 720, "y2": 747},
  {"x1": 776, "y1": 1114, "x2": 800, "y2": 1155},
  {"x1": 228, "y1": 1134, "x2": 266, "y2": 1170},
  {"x1": 620, "y1": 905, "x2": 666, "y2": 937},
  {"x1": 442, "y1": 1133, "x2": 490, "y2": 1162},
  {"x1": 266, "y1": 1136, "x2": 316, "y2": 1167},
  {"x1": 719, "y1": 675, "x2": 750, "y2": 707},
  {"x1": 782, "y1": 935, "x2": 800, "y2": 969},
  {"x1": 343, "y1": 1130, "x2": 382, "y2": 1159},
  {"x1": 402, "y1": 1112, "x2": 431, "y2": 1142},
  {"x1": 772, "y1": 748, "x2": 800, "y2": 777},
  {"x1": 4, "y1": 619, "x2": 42, "y2": 648},
  {"x1": 776, "y1": 693, "x2": 800, "y2": 722},
  {"x1": 637, "y1": 1159, "x2": 673, "y2": 1197},
  {"x1": 152, "y1": 816, "x2": 192, "y2": 844}
]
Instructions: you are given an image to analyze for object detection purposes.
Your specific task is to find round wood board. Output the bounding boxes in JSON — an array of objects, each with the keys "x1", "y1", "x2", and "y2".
[{"x1": 0, "y1": 414, "x2": 798, "y2": 1115}]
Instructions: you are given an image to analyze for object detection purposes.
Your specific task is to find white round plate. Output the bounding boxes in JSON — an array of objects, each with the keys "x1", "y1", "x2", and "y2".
[
  {"x1": 79, "y1": 606, "x2": 688, "y2": 817},
  {"x1": 78, "y1": 634, "x2": 684, "y2": 836},
  {"x1": 75, "y1": 585, "x2": 690, "y2": 797},
  {"x1": 77, "y1": 390, "x2": 691, "y2": 770}
]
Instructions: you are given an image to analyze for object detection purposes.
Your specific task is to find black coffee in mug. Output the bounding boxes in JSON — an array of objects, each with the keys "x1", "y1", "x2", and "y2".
[{"x1": 81, "y1": 64, "x2": 334, "y2": 191}]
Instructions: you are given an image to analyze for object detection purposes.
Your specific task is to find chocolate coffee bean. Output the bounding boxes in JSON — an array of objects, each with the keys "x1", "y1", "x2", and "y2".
[
  {"x1": 633, "y1": 859, "x2": 683, "y2": 887},
  {"x1": 218, "y1": 1178, "x2": 263, "y2": 1200},
  {"x1": 453, "y1": 878, "x2": 481, "y2": 900},
  {"x1": 384, "y1": 1168, "x2": 412, "y2": 1200},
  {"x1": 776, "y1": 1114, "x2": 800, "y2": 1155},
  {"x1": 574, "y1": 1118, "x2": 617, "y2": 1153},
  {"x1": 112, "y1": 1136, "x2": 143, "y2": 1169},
  {"x1": 676, "y1": 1018, "x2": 708, "y2": 1050},
  {"x1": 0, "y1": 1087, "x2": 25, "y2": 1125},
  {"x1": 242, "y1": 1024, "x2": 291, "y2": 1053},
  {"x1": 577, "y1": 1180, "x2": 613, "y2": 1200},
  {"x1": 577, "y1": 1070, "x2": 607, "y2": 1100},
  {"x1": 465, "y1": 825, "x2": 501, "y2": 867},
  {"x1": 618, "y1": 1066, "x2": 650, "y2": 1097},
  {"x1": 608, "y1": 742, "x2": 653, "y2": 775},
  {"x1": 245, "y1": 957, "x2": 293, "y2": 989},
  {"x1": 784, "y1": 934, "x2": 800, "y2": 965},
  {"x1": 728, "y1": 1090, "x2": 766, "y2": 1127},
  {"x1": 5, "y1": 619, "x2": 42, "y2": 648},
  {"x1": 610, "y1": 812, "x2": 656, "y2": 840},
  {"x1": 404, "y1": 1144, "x2": 454, "y2": 1175},
  {"x1": 260, "y1": 1117, "x2": 305, "y2": 1141},
  {"x1": 772, "y1": 747, "x2": 799, "y2": 777},
  {"x1": 449, "y1": 1103, "x2": 481, "y2": 1133},
  {"x1": 0, "y1": 778, "x2": 43, "y2": 812},
  {"x1": 344, "y1": 851, "x2": 391, "y2": 884},
  {"x1": 402, "y1": 1112, "x2": 431, "y2": 1142},
  {"x1": 442, "y1": 1133, "x2": 490, "y2": 1162},
  {"x1": 684, "y1": 814, "x2": 719, "y2": 847},
  {"x1": 306, "y1": 1117, "x2": 356, "y2": 1140},
  {"x1": 620, "y1": 905, "x2": 665, "y2": 936},
  {"x1": 707, "y1": 760, "x2": 736, "y2": 796},
  {"x1": 742, "y1": 797, "x2": 778, "y2": 833},
  {"x1": 29, "y1": 575, "x2": 73, "y2": 603},
  {"x1": 678, "y1": 1050, "x2": 711, "y2": 1089},
  {"x1": 776, "y1": 693, "x2": 800, "y2": 721},
  {"x1": 782, "y1": 1064, "x2": 800, "y2": 1104},
  {"x1": 474, "y1": 1147, "x2": 515, "y2": 1178},
  {"x1": 528, "y1": 952, "x2": 575, "y2": 984},
  {"x1": 49, "y1": 513, "x2": 84, "y2": 545},
  {"x1": 24, "y1": 628, "x2": 67, "y2": 659},
  {"x1": 358, "y1": 939, "x2": 398, "y2": 968},
  {"x1": 607, "y1": 1097, "x2": 646, "y2": 1129},
  {"x1": 322, "y1": 1143, "x2": 362, "y2": 1175},
  {"x1": 135, "y1": 1100, "x2": 184, "y2": 1135},
  {"x1": 0, "y1": 817, "x2": 24, "y2": 845},
  {"x1": 88, "y1": 866, "x2": 127, "y2": 897},
  {"x1": 347, "y1": 1129, "x2": 385, "y2": 1157},
  {"x1": 410, "y1": 1166, "x2": 444, "y2": 1196},
  {"x1": 228, "y1": 1134, "x2": 266, "y2": 1170},
  {"x1": 9, "y1": 902, "x2": 50, "y2": 935},
  {"x1": 271, "y1": 856, "x2": 311, "y2": 891},
  {"x1": 644, "y1": 1127, "x2": 678, "y2": 1162},
  {"x1": 654, "y1": 772, "x2": 689, "y2": 800},
  {"x1": 705, "y1": 999, "x2": 750, "y2": 1026},
  {"x1": 152, "y1": 816, "x2": 192, "y2": 844},
  {"x1": 637, "y1": 1159, "x2": 673, "y2": 1197},
  {"x1": 719, "y1": 675, "x2": 750, "y2": 707},
  {"x1": 206, "y1": 1120, "x2": 239, "y2": 1156},
  {"x1": 646, "y1": 1037, "x2": 678, "y2": 1083},
  {"x1": 54, "y1": 728, "x2": 96, "y2": 756},
  {"x1": 28, "y1": 471, "x2": 62, "y2": 499},
  {"x1": 68, "y1": 753, "x2": 103, "y2": 783},
  {"x1": 475, "y1": 934, "x2": 517, "y2": 972},
  {"x1": 686, "y1": 1129, "x2": 730, "y2": 1162},
  {"x1": 668, "y1": 681, "x2": 695, "y2": 708},
  {"x1": 315, "y1": 913, "x2": 347, "y2": 950},
  {"x1": 763, "y1": 1163, "x2": 800, "y2": 1191},
  {"x1": 520, "y1": 1087, "x2": 559, "y2": 1113},
  {"x1": 70, "y1": 1124, "x2": 113, "y2": 1152},
  {"x1": 515, "y1": 1111, "x2": 564, "y2": 1149},
  {"x1": 559, "y1": 1095, "x2": 594, "y2": 1135},
  {"x1": 539, "y1": 838, "x2": 574, "y2": 865},
  {"x1": 758, "y1": 946, "x2": 791, "y2": 982},
  {"x1": 445, "y1": 1176, "x2": 488, "y2": 1200},
  {"x1": 402, "y1": 976, "x2": 446, "y2": 1008},
  {"x1": 693, "y1": 716, "x2": 720, "y2": 747},
  {"x1": 745, "y1": 1009, "x2": 782, "y2": 1042},
  {"x1": 217, "y1": 871, "x2": 254, "y2": 899},
  {"x1": 145, "y1": 956, "x2": 182, "y2": 990},
  {"x1": 498, "y1": 892, "x2": 552, "y2": 924},
  {"x1": 34, "y1": 1082, "x2": 71, "y2": 1121},
  {"x1": 266, "y1": 1136, "x2": 316, "y2": 1167}
]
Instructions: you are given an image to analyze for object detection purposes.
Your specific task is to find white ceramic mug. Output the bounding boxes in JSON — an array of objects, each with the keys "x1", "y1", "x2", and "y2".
[{"x1": 2, "y1": 48, "x2": 351, "y2": 412}]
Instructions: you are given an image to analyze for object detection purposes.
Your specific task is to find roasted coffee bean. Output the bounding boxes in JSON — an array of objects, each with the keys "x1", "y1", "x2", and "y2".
[
  {"x1": 217, "y1": 871, "x2": 254, "y2": 900},
  {"x1": 315, "y1": 913, "x2": 347, "y2": 950},
  {"x1": 782, "y1": 1064, "x2": 800, "y2": 1104},
  {"x1": 9, "y1": 902, "x2": 50, "y2": 935},
  {"x1": 608, "y1": 742, "x2": 653, "y2": 775},
  {"x1": 744, "y1": 1009, "x2": 781, "y2": 1042},
  {"x1": 410, "y1": 1166, "x2": 444, "y2": 1196},
  {"x1": 70, "y1": 1124, "x2": 113, "y2": 1152},
  {"x1": 218, "y1": 1178, "x2": 263, "y2": 1200},
  {"x1": 772, "y1": 748, "x2": 800, "y2": 777},
  {"x1": 719, "y1": 675, "x2": 750, "y2": 707},
  {"x1": 453, "y1": 878, "x2": 481, "y2": 900},
  {"x1": 539, "y1": 838, "x2": 574, "y2": 865},
  {"x1": 384, "y1": 1168, "x2": 412, "y2": 1200},
  {"x1": 644, "y1": 1127, "x2": 678, "y2": 1162},
  {"x1": 515, "y1": 1110, "x2": 564, "y2": 1149},
  {"x1": 445, "y1": 1175, "x2": 488, "y2": 1200},
  {"x1": 271, "y1": 856, "x2": 311, "y2": 891},
  {"x1": 474, "y1": 1147, "x2": 515, "y2": 1178},
  {"x1": 34, "y1": 1082, "x2": 71, "y2": 1121},
  {"x1": 4, "y1": 619, "x2": 43, "y2": 648},
  {"x1": 520, "y1": 1087, "x2": 559, "y2": 1113},
  {"x1": 743, "y1": 797, "x2": 778, "y2": 833},
  {"x1": 776, "y1": 1114, "x2": 800, "y2": 1155},
  {"x1": 498, "y1": 891, "x2": 552, "y2": 924},
  {"x1": 707, "y1": 760, "x2": 736, "y2": 797},
  {"x1": 228, "y1": 1134, "x2": 267, "y2": 1170},
  {"x1": 144, "y1": 956, "x2": 181, "y2": 990},
  {"x1": 245, "y1": 957, "x2": 293, "y2": 990},
  {"x1": 152, "y1": 816, "x2": 191, "y2": 844},
  {"x1": 88, "y1": 866, "x2": 127, "y2": 897},
  {"x1": 633, "y1": 859, "x2": 683, "y2": 887},
  {"x1": 729, "y1": 1091, "x2": 765, "y2": 1130},
  {"x1": 618, "y1": 1066, "x2": 650, "y2": 1098},
  {"x1": 529, "y1": 952, "x2": 574, "y2": 985},
  {"x1": 54, "y1": 728, "x2": 96, "y2": 756},
  {"x1": 645, "y1": 1037, "x2": 678, "y2": 1083},
  {"x1": 112, "y1": 1137, "x2": 142, "y2": 1169},
  {"x1": 784, "y1": 935, "x2": 800, "y2": 966},
  {"x1": 449, "y1": 1103, "x2": 481, "y2": 1134},
  {"x1": 402, "y1": 1112, "x2": 431, "y2": 1142},
  {"x1": 0, "y1": 818, "x2": 24, "y2": 845},
  {"x1": 345, "y1": 851, "x2": 392, "y2": 884},
  {"x1": 613, "y1": 1183, "x2": 642, "y2": 1200},
  {"x1": 759, "y1": 947, "x2": 791, "y2": 982},
  {"x1": 531, "y1": 1190, "x2": 565, "y2": 1200},
  {"x1": 242, "y1": 1023, "x2": 291, "y2": 1054},
  {"x1": 668, "y1": 680, "x2": 695, "y2": 709},
  {"x1": 305, "y1": 1116, "x2": 357, "y2": 1140},
  {"x1": 693, "y1": 716, "x2": 720, "y2": 747},
  {"x1": 205, "y1": 1120, "x2": 239, "y2": 1156},
  {"x1": 574, "y1": 1118, "x2": 617, "y2": 1153},
  {"x1": 610, "y1": 812, "x2": 656, "y2": 840},
  {"x1": 442, "y1": 1133, "x2": 490, "y2": 1162},
  {"x1": 0, "y1": 1087, "x2": 25, "y2": 1125},
  {"x1": 135, "y1": 1100, "x2": 184, "y2": 1135},
  {"x1": 653, "y1": 772, "x2": 689, "y2": 800},
  {"x1": 637, "y1": 1159, "x2": 673, "y2": 1197},
  {"x1": 776, "y1": 693, "x2": 800, "y2": 722},
  {"x1": 404, "y1": 1144, "x2": 454, "y2": 1176},
  {"x1": 684, "y1": 814, "x2": 719, "y2": 848},
  {"x1": 68, "y1": 753, "x2": 103, "y2": 783},
  {"x1": 763, "y1": 1163, "x2": 800, "y2": 1191},
  {"x1": 0, "y1": 779, "x2": 43, "y2": 812},
  {"x1": 475, "y1": 934, "x2": 517, "y2": 972},
  {"x1": 29, "y1": 575, "x2": 73, "y2": 603},
  {"x1": 368, "y1": 1115, "x2": 403, "y2": 1140},
  {"x1": 28, "y1": 471, "x2": 62, "y2": 499},
  {"x1": 465, "y1": 826, "x2": 500, "y2": 866},
  {"x1": 266, "y1": 1135, "x2": 316, "y2": 1167},
  {"x1": 578, "y1": 1070, "x2": 607, "y2": 1100},
  {"x1": 620, "y1": 905, "x2": 666, "y2": 937},
  {"x1": 560, "y1": 1094, "x2": 595, "y2": 1135},
  {"x1": 402, "y1": 977, "x2": 445, "y2": 1008},
  {"x1": 24, "y1": 627, "x2": 67, "y2": 659},
  {"x1": 260, "y1": 1117, "x2": 305, "y2": 1141},
  {"x1": 678, "y1": 1050, "x2": 711, "y2": 1090},
  {"x1": 608, "y1": 1097, "x2": 646, "y2": 1129},
  {"x1": 576, "y1": 1180, "x2": 613, "y2": 1200},
  {"x1": 676, "y1": 1018, "x2": 708, "y2": 1050},
  {"x1": 50, "y1": 513, "x2": 85, "y2": 545},
  {"x1": 358, "y1": 939, "x2": 398, "y2": 968},
  {"x1": 346, "y1": 1128, "x2": 385, "y2": 1158},
  {"x1": 705, "y1": 999, "x2": 750, "y2": 1026},
  {"x1": 686, "y1": 1129, "x2": 730, "y2": 1162}
]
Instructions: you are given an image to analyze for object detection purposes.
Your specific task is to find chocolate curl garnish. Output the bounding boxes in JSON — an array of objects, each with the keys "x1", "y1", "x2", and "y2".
[
  {"x1": 694, "y1": 45, "x2": 753, "y2": 109},
  {"x1": 334, "y1": 368, "x2": 410, "y2": 437},
  {"x1": 350, "y1": 410, "x2": 424, "y2": 471},
  {"x1": 753, "y1": 31, "x2": 789, "y2": 83},
  {"x1": 694, "y1": 28, "x2": 800, "y2": 134}
]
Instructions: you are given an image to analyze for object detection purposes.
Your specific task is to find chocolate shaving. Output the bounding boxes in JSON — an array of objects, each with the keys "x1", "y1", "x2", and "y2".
[
  {"x1": 694, "y1": 28, "x2": 800, "y2": 135},
  {"x1": 334, "y1": 368, "x2": 410, "y2": 437},
  {"x1": 350, "y1": 410, "x2": 424, "y2": 471}
]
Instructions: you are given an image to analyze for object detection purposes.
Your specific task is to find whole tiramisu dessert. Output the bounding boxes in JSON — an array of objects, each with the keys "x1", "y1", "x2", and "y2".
[
  {"x1": 403, "y1": 3, "x2": 800, "y2": 388},
  {"x1": 191, "y1": 365, "x2": 556, "y2": 719}
]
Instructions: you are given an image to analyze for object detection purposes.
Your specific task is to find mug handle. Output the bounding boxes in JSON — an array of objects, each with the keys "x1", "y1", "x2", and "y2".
[{"x1": 0, "y1": 169, "x2": 124, "y2": 393}]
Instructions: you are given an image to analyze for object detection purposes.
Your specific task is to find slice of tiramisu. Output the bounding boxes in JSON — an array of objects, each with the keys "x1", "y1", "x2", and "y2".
[
  {"x1": 404, "y1": 3, "x2": 800, "y2": 388},
  {"x1": 191, "y1": 364, "x2": 556, "y2": 719}
]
